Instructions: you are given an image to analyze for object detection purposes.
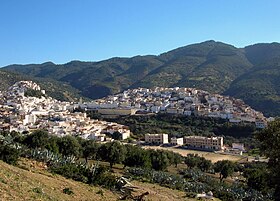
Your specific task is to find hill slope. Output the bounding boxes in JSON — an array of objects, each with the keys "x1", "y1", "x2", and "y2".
[
  {"x1": 137, "y1": 41, "x2": 252, "y2": 93},
  {"x1": 3, "y1": 41, "x2": 253, "y2": 97},
  {"x1": 225, "y1": 44, "x2": 280, "y2": 116},
  {"x1": 2, "y1": 40, "x2": 280, "y2": 116},
  {"x1": 0, "y1": 159, "x2": 117, "y2": 201},
  {"x1": 0, "y1": 70, "x2": 85, "y2": 102},
  {"x1": 0, "y1": 159, "x2": 195, "y2": 201}
]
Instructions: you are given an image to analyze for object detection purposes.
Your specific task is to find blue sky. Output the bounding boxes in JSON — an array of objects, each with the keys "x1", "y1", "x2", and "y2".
[{"x1": 0, "y1": 0, "x2": 279, "y2": 66}]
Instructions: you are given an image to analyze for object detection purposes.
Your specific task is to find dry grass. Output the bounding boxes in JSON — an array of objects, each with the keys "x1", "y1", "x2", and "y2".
[
  {"x1": 142, "y1": 146, "x2": 245, "y2": 163},
  {"x1": 130, "y1": 180, "x2": 190, "y2": 201},
  {"x1": 0, "y1": 158, "x2": 207, "y2": 201},
  {"x1": 130, "y1": 181, "x2": 221, "y2": 201},
  {"x1": 0, "y1": 159, "x2": 117, "y2": 201}
]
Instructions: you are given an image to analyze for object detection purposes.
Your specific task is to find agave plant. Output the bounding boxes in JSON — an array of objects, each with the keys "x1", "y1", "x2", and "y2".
[
  {"x1": 0, "y1": 133, "x2": 23, "y2": 152},
  {"x1": 126, "y1": 167, "x2": 272, "y2": 201}
]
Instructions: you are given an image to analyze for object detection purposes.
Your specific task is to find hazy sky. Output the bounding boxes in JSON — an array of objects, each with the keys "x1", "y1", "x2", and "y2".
[{"x1": 0, "y1": 0, "x2": 279, "y2": 66}]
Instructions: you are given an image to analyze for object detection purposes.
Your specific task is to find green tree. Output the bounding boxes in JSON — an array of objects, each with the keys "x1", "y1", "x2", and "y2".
[
  {"x1": 82, "y1": 140, "x2": 100, "y2": 163},
  {"x1": 100, "y1": 141, "x2": 126, "y2": 168},
  {"x1": 45, "y1": 135, "x2": 60, "y2": 154},
  {"x1": 96, "y1": 143, "x2": 108, "y2": 161},
  {"x1": 184, "y1": 154, "x2": 212, "y2": 172},
  {"x1": 214, "y1": 160, "x2": 235, "y2": 182},
  {"x1": 173, "y1": 153, "x2": 183, "y2": 168},
  {"x1": 198, "y1": 158, "x2": 212, "y2": 172},
  {"x1": 0, "y1": 145, "x2": 20, "y2": 165},
  {"x1": 256, "y1": 119, "x2": 280, "y2": 199},
  {"x1": 150, "y1": 150, "x2": 169, "y2": 171},
  {"x1": 10, "y1": 131, "x2": 24, "y2": 143},
  {"x1": 123, "y1": 145, "x2": 151, "y2": 168},
  {"x1": 243, "y1": 163, "x2": 269, "y2": 193},
  {"x1": 112, "y1": 131, "x2": 122, "y2": 140},
  {"x1": 184, "y1": 154, "x2": 200, "y2": 169},
  {"x1": 50, "y1": 163, "x2": 88, "y2": 183},
  {"x1": 166, "y1": 151, "x2": 182, "y2": 168},
  {"x1": 58, "y1": 136, "x2": 82, "y2": 157},
  {"x1": 23, "y1": 130, "x2": 49, "y2": 149}
]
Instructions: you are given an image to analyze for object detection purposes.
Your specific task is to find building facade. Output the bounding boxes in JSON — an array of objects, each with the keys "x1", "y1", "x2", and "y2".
[
  {"x1": 184, "y1": 136, "x2": 223, "y2": 151},
  {"x1": 232, "y1": 143, "x2": 245, "y2": 151},
  {"x1": 145, "y1": 133, "x2": 169, "y2": 144},
  {"x1": 170, "y1": 137, "x2": 184, "y2": 146}
]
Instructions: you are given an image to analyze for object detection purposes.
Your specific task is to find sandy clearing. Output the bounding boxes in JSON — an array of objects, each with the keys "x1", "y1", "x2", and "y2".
[{"x1": 142, "y1": 145, "x2": 246, "y2": 163}]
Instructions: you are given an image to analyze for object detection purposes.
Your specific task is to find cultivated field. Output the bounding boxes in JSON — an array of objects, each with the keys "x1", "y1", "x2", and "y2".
[{"x1": 142, "y1": 146, "x2": 246, "y2": 163}]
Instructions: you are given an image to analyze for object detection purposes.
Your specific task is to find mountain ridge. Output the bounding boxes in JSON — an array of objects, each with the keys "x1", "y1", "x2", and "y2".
[{"x1": 1, "y1": 40, "x2": 280, "y2": 116}]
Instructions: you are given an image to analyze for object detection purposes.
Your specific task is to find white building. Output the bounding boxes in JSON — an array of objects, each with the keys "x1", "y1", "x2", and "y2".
[
  {"x1": 184, "y1": 136, "x2": 224, "y2": 151},
  {"x1": 145, "y1": 133, "x2": 169, "y2": 144},
  {"x1": 232, "y1": 143, "x2": 245, "y2": 151},
  {"x1": 150, "y1": 106, "x2": 161, "y2": 113},
  {"x1": 170, "y1": 137, "x2": 184, "y2": 146},
  {"x1": 183, "y1": 110, "x2": 192, "y2": 116},
  {"x1": 23, "y1": 114, "x2": 37, "y2": 125},
  {"x1": 255, "y1": 121, "x2": 267, "y2": 129},
  {"x1": 120, "y1": 131, "x2": 130, "y2": 140},
  {"x1": 88, "y1": 133, "x2": 105, "y2": 141}
]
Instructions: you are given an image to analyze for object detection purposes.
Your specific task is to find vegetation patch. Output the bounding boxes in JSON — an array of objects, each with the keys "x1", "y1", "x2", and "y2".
[
  {"x1": 32, "y1": 187, "x2": 44, "y2": 194},
  {"x1": 96, "y1": 189, "x2": 104, "y2": 196},
  {"x1": 24, "y1": 88, "x2": 45, "y2": 98},
  {"x1": 63, "y1": 187, "x2": 74, "y2": 195}
]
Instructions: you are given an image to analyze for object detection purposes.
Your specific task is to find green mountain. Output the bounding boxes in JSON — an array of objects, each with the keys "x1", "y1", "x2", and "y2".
[
  {"x1": 225, "y1": 43, "x2": 280, "y2": 117},
  {"x1": 2, "y1": 40, "x2": 280, "y2": 116},
  {"x1": 137, "y1": 41, "x2": 252, "y2": 93}
]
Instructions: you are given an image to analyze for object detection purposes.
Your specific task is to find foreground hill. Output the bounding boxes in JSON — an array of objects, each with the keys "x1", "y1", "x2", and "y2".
[
  {"x1": 0, "y1": 159, "x2": 197, "y2": 201},
  {"x1": 2, "y1": 40, "x2": 280, "y2": 116},
  {"x1": 0, "y1": 159, "x2": 117, "y2": 201}
]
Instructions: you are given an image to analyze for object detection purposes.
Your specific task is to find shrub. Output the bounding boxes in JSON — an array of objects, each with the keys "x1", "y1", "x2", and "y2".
[
  {"x1": 50, "y1": 163, "x2": 88, "y2": 183},
  {"x1": 63, "y1": 188, "x2": 74, "y2": 195},
  {"x1": 32, "y1": 187, "x2": 44, "y2": 194},
  {"x1": 0, "y1": 145, "x2": 20, "y2": 165},
  {"x1": 96, "y1": 189, "x2": 104, "y2": 196},
  {"x1": 24, "y1": 88, "x2": 45, "y2": 98}
]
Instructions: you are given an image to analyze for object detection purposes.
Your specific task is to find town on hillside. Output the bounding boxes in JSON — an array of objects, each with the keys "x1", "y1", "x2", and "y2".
[
  {"x1": 0, "y1": 81, "x2": 272, "y2": 155},
  {"x1": 78, "y1": 87, "x2": 271, "y2": 128},
  {"x1": 0, "y1": 81, "x2": 130, "y2": 142}
]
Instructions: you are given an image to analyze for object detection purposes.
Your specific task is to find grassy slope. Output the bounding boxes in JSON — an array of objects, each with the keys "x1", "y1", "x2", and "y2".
[
  {"x1": 0, "y1": 159, "x2": 117, "y2": 201},
  {"x1": 0, "y1": 158, "x2": 202, "y2": 201}
]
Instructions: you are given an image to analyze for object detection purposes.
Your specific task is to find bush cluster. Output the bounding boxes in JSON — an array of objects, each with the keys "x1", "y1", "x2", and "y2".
[{"x1": 127, "y1": 167, "x2": 272, "y2": 201}]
